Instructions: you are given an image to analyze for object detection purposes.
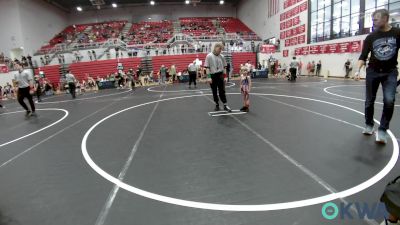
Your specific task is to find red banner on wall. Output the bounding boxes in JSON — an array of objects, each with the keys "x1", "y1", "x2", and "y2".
[
  {"x1": 292, "y1": 41, "x2": 362, "y2": 56},
  {"x1": 293, "y1": 16, "x2": 300, "y2": 26},
  {"x1": 350, "y1": 41, "x2": 361, "y2": 52},
  {"x1": 299, "y1": 24, "x2": 306, "y2": 33},
  {"x1": 261, "y1": 44, "x2": 276, "y2": 53},
  {"x1": 295, "y1": 48, "x2": 302, "y2": 56},
  {"x1": 328, "y1": 44, "x2": 338, "y2": 53},
  {"x1": 283, "y1": 50, "x2": 289, "y2": 57},
  {"x1": 338, "y1": 42, "x2": 350, "y2": 53},
  {"x1": 298, "y1": 35, "x2": 305, "y2": 44},
  {"x1": 0, "y1": 64, "x2": 8, "y2": 73},
  {"x1": 300, "y1": 1, "x2": 308, "y2": 12},
  {"x1": 285, "y1": 39, "x2": 290, "y2": 47},
  {"x1": 302, "y1": 46, "x2": 310, "y2": 55}
]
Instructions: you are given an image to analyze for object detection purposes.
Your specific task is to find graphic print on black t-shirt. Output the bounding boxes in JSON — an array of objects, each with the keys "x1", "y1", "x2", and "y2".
[{"x1": 372, "y1": 37, "x2": 397, "y2": 61}]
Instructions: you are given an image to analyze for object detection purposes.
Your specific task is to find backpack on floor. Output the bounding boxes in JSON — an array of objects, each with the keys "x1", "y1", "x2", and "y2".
[{"x1": 380, "y1": 176, "x2": 400, "y2": 217}]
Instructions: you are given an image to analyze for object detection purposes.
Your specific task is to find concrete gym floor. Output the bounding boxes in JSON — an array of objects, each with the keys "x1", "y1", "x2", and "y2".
[{"x1": 0, "y1": 77, "x2": 399, "y2": 225}]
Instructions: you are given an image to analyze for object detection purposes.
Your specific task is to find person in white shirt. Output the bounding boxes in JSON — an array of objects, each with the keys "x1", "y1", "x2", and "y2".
[
  {"x1": 205, "y1": 43, "x2": 232, "y2": 112},
  {"x1": 289, "y1": 57, "x2": 299, "y2": 81},
  {"x1": 188, "y1": 61, "x2": 197, "y2": 88},
  {"x1": 14, "y1": 61, "x2": 36, "y2": 117},
  {"x1": 65, "y1": 70, "x2": 77, "y2": 99}
]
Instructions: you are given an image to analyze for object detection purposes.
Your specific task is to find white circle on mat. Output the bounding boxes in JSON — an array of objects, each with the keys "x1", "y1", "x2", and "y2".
[
  {"x1": 37, "y1": 90, "x2": 131, "y2": 104},
  {"x1": 147, "y1": 82, "x2": 235, "y2": 93},
  {"x1": 324, "y1": 85, "x2": 400, "y2": 107},
  {"x1": 0, "y1": 108, "x2": 69, "y2": 148},
  {"x1": 81, "y1": 93, "x2": 399, "y2": 211}
]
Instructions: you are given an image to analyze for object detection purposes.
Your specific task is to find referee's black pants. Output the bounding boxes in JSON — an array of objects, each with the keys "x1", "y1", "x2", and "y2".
[
  {"x1": 210, "y1": 72, "x2": 227, "y2": 105},
  {"x1": 189, "y1": 71, "x2": 197, "y2": 86},
  {"x1": 17, "y1": 87, "x2": 35, "y2": 112}
]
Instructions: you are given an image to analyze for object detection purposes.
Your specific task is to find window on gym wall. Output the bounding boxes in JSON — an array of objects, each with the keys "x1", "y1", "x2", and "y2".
[{"x1": 308, "y1": 0, "x2": 400, "y2": 43}]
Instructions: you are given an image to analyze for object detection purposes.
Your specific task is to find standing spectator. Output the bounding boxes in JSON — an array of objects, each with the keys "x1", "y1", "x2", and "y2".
[
  {"x1": 21, "y1": 55, "x2": 27, "y2": 66},
  {"x1": 127, "y1": 69, "x2": 135, "y2": 90},
  {"x1": 74, "y1": 51, "x2": 79, "y2": 62},
  {"x1": 33, "y1": 75, "x2": 42, "y2": 102},
  {"x1": 40, "y1": 57, "x2": 45, "y2": 66},
  {"x1": 27, "y1": 55, "x2": 32, "y2": 67},
  {"x1": 344, "y1": 59, "x2": 352, "y2": 78},
  {"x1": 205, "y1": 43, "x2": 231, "y2": 112},
  {"x1": 45, "y1": 54, "x2": 50, "y2": 65},
  {"x1": 14, "y1": 61, "x2": 36, "y2": 117},
  {"x1": 355, "y1": 9, "x2": 399, "y2": 144},
  {"x1": 159, "y1": 65, "x2": 167, "y2": 84},
  {"x1": 311, "y1": 61, "x2": 316, "y2": 75},
  {"x1": 0, "y1": 52, "x2": 4, "y2": 63},
  {"x1": 307, "y1": 61, "x2": 312, "y2": 75},
  {"x1": 88, "y1": 51, "x2": 93, "y2": 61},
  {"x1": 316, "y1": 60, "x2": 322, "y2": 77},
  {"x1": 289, "y1": 57, "x2": 299, "y2": 81},
  {"x1": 65, "y1": 70, "x2": 77, "y2": 99},
  {"x1": 92, "y1": 50, "x2": 96, "y2": 60},
  {"x1": 115, "y1": 47, "x2": 120, "y2": 58},
  {"x1": 169, "y1": 64, "x2": 177, "y2": 83},
  {"x1": 188, "y1": 61, "x2": 197, "y2": 88},
  {"x1": 136, "y1": 65, "x2": 142, "y2": 82},
  {"x1": 226, "y1": 62, "x2": 232, "y2": 82}
]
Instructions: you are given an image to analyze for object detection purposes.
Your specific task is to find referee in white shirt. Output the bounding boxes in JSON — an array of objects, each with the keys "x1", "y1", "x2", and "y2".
[
  {"x1": 205, "y1": 43, "x2": 231, "y2": 112},
  {"x1": 188, "y1": 61, "x2": 197, "y2": 88},
  {"x1": 65, "y1": 70, "x2": 77, "y2": 99},
  {"x1": 14, "y1": 61, "x2": 36, "y2": 117}
]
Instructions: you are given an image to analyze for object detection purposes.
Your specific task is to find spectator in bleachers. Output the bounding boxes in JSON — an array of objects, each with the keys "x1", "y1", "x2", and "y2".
[
  {"x1": 57, "y1": 54, "x2": 62, "y2": 64},
  {"x1": 88, "y1": 51, "x2": 93, "y2": 61},
  {"x1": 0, "y1": 52, "x2": 4, "y2": 63},
  {"x1": 92, "y1": 50, "x2": 96, "y2": 60},
  {"x1": 21, "y1": 56, "x2": 27, "y2": 66},
  {"x1": 26, "y1": 54, "x2": 32, "y2": 67},
  {"x1": 45, "y1": 54, "x2": 51, "y2": 65}
]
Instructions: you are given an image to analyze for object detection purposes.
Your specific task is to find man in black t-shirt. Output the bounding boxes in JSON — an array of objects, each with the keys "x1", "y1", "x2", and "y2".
[{"x1": 356, "y1": 9, "x2": 399, "y2": 144}]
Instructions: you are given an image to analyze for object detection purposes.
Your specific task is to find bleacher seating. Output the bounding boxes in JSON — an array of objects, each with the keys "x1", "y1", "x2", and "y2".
[
  {"x1": 69, "y1": 58, "x2": 142, "y2": 81},
  {"x1": 217, "y1": 18, "x2": 260, "y2": 40},
  {"x1": 232, "y1": 52, "x2": 256, "y2": 74},
  {"x1": 34, "y1": 65, "x2": 61, "y2": 85},
  {"x1": 152, "y1": 54, "x2": 207, "y2": 73},
  {"x1": 128, "y1": 21, "x2": 173, "y2": 45},
  {"x1": 38, "y1": 21, "x2": 127, "y2": 53},
  {"x1": 179, "y1": 18, "x2": 217, "y2": 36},
  {"x1": 37, "y1": 18, "x2": 259, "y2": 54}
]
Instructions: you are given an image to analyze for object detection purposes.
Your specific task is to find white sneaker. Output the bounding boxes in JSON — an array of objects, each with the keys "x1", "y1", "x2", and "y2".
[
  {"x1": 376, "y1": 130, "x2": 388, "y2": 144},
  {"x1": 362, "y1": 125, "x2": 374, "y2": 135}
]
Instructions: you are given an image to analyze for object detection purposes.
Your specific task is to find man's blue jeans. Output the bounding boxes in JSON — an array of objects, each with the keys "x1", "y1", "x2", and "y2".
[{"x1": 365, "y1": 67, "x2": 398, "y2": 131}]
